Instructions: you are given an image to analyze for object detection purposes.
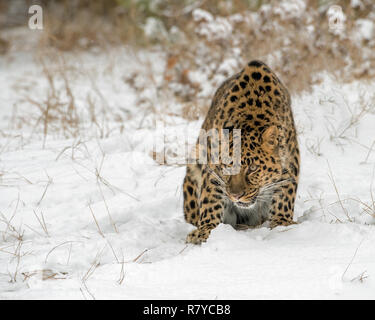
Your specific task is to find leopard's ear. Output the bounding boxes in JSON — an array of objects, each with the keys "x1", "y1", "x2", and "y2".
[{"x1": 262, "y1": 126, "x2": 278, "y2": 152}]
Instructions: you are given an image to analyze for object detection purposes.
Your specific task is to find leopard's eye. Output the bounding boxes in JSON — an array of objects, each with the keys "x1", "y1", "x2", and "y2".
[{"x1": 249, "y1": 164, "x2": 258, "y2": 173}]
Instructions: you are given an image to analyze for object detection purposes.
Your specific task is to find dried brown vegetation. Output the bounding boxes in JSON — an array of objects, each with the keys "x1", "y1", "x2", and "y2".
[{"x1": 2, "y1": 0, "x2": 375, "y2": 125}]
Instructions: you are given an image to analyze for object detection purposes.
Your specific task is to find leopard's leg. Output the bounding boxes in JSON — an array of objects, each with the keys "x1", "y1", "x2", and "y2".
[
  {"x1": 269, "y1": 177, "x2": 298, "y2": 228},
  {"x1": 183, "y1": 166, "x2": 200, "y2": 227},
  {"x1": 269, "y1": 134, "x2": 300, "y2": 228},
  {"x1": 186, "y1": 172, "x2": 225, "y2": 244}
]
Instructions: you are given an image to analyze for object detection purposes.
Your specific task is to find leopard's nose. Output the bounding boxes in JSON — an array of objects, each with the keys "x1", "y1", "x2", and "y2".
[{"x1": 230, "y1": 192, "x2": 245, "y2": 201}]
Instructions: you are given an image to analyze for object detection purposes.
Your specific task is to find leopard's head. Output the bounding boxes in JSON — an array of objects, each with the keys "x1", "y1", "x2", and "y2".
[{"x1": 220, "y1": 125, "x2": 282, "y2": 208}]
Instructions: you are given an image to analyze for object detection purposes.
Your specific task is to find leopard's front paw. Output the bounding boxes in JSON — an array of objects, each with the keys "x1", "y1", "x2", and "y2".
[
  {"x1": 270, "y1": 219, "x2": 297, "y2": 229},
  {"x1": 186, "y1": 229, "x2": 209, "y2": 244}
]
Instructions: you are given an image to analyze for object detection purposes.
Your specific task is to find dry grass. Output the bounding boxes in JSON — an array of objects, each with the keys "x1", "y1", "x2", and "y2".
[
  {"x1": 116, "y1": 0, "x2": 375, "y2": 119},
  {"x1": 12, "y1": 52, "x2": 123, "y2": 143},
  {"x1": 4, "y1": 0, "x2": 375, "y2": 132},
  {"x1": 0, "y1": 195, "x2": 24, "y2": 242},
  {"x1": 32, "y1": 210, "x2": 50, "y2": 237},
  {"x1": 16, "y1": 55, "x2": 82, "y2": 144},
  {"x1": 327, "y1": 160, "x2": 353, "y2": 222},
  {"x1": 341, "y1": 237, "x2": 367, "y2": 282},
  {"x1": 44, "y1": 240, "x2": 81, "y2": 264},
  {"x1": 7, "y1": 239, "x2": 23, "y2": 283},
  {"x1": 22, "y1": 269, "x2": 69, "y2": 281}
]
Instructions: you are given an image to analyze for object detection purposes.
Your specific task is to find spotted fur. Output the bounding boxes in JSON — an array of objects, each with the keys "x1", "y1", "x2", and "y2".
[{"x1": 183, "y1": 60, "x2": 300, "y2": 244}]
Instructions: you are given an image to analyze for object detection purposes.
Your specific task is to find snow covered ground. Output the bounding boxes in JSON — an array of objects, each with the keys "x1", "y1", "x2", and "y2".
[{"x1": 0, "y1": 48, "x2": 375, "y2": 300}]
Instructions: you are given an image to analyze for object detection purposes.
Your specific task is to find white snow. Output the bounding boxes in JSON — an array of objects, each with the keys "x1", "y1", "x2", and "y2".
[
  {"x1": 354, "y1": 19, "x2": 374, "y2": 42},
  {"x1": 193, "y1": 9, "x2": 233, "y2": 41},
  {"x1": 192, "y1": 8, "x2": 214, "y2": 23},
  {"x1": 273, "y1": 0, "x2": 306, "y2": 20},
  {"x1": 351, "y1": 0, "x2": 364, "y2": 10},
  {"x1": 1, "y1": 48, "x2": 375, "y2": 300}
]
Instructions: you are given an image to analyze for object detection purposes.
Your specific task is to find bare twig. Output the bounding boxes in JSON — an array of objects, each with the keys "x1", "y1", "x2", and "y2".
[
  {"x1": 37, "y1": 172, "x2": 53, "y2": 207},
  {"x1": 45, "y1": 241, "x2": 81, "y2": 264},
  {"x1": 342, "y1": 238, "x2": 366, "y2": 282},
  {"x1": 88, "y1": 202, "x2": 105, "y2": 238},
  {"x1": 327, "y1": 161, "x2": 353, "y2": 222},
  {"x1": 33, "y1": 210, "x2": 50, "y2": 237}
]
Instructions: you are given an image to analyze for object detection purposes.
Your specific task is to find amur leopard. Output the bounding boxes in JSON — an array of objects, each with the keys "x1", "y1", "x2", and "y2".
[{"x1": 183, "y1": 60, "x2": 300, "y2": 244}]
